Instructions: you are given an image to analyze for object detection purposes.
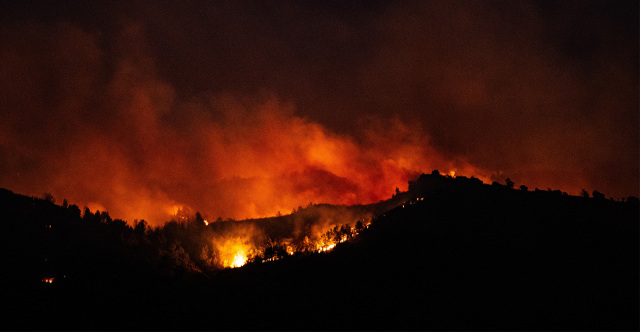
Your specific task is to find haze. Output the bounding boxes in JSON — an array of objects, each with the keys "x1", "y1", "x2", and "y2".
[{"x1": 0, "y1": 1, "x2": 637, "y2": 224}]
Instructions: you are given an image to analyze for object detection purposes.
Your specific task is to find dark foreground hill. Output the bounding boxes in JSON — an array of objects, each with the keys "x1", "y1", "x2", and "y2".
[{"x1": 1, "y1": 174, "x2": 638, "y2": 330}]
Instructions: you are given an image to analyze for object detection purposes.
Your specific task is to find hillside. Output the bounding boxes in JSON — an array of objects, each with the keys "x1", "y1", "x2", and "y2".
[{"x1": 1, "y1": 174, "x2": 638, "y2": 330}]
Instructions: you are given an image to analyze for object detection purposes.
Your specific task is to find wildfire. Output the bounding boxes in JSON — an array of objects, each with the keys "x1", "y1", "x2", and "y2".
[
  {"x1": 317, "y1": 243, "x2": 336, "y2": 252},
  {"x1": 211, "y1": 223, "x2": 359, "y2": 268},
  {"x1": 42, "y1": 277, "x2": 54, "y2": 284},
  {"x1": 213, "y1": 235, "x2": 257, "y2": 269},
  {"x1": 199, "y1": 207, "x2": 383, "y2": 270},
  {"x1": 168, "y1": 205, "x2": 191, "y2": 220},
  {"x1": 229, "y1": 251, "x2": 247, "y2": 268}
]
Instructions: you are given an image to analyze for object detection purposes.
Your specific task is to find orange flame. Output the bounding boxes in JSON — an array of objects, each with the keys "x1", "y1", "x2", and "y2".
[
  {"x1": 213, "y1": 236, "x2": 256, "y2": 269},
  {"x1": 229, "y1": 251, "x2": 248, "y2": 268}
]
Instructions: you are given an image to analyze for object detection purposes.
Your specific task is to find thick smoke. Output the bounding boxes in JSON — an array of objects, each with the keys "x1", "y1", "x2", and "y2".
[
  {"x1": 0, "y1": 21, "x2": 487, "y2": 223},
  {"x1": 0, "y1": 1, "x2": 636, "y2": 224}
]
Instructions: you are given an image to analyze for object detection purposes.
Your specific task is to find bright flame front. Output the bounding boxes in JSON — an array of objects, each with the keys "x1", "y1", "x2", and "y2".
[{"x1": 230, "y1": 251, "x2": 247, "y2": 268}]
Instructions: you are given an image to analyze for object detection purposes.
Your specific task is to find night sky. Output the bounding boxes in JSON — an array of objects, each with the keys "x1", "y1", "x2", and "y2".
[{"x1": 0, "y1": 1, "x2": 637, "y2": 224}]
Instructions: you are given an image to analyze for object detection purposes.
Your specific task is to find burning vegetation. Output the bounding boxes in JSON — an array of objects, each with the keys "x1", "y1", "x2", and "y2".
[
  {"x1": 194, "y1": 202, "x2": 377, "y2": 269},
  {"x1": 17, "y1": 169, "x2": 637, "y2": 278},
  {"x1": 10, "y1": 169, "x2": 639, "y2": 291},
  {"x1": 3, "y1": 180, "x2": 406, "y2": 282},
  {"x1": 2, "y1": 171, "x2": 638, "y2": 330}
]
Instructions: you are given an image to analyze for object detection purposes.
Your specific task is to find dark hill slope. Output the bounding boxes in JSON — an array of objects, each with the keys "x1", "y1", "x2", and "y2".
[
  {"x1": 204, "y1": 176, "x2": 638, "y2": 330},
  {"x1": 1, "y1": 175, "x2": 638, "y2": 330},
  {"x1": 207, "y1": 190, "x2": 410, "y2": 242},
  {"x1": 0, "y1": 189, "x2": 171, "y2": 329}
]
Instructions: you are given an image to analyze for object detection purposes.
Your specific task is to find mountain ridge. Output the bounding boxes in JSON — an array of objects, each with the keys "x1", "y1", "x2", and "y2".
[{"x1": 1, "y1": 173, "x2": 637, "y2": 330}]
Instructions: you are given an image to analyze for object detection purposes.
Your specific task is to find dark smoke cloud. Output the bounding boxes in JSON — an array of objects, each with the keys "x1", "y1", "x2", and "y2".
[
  {"x1": 0, "y1": 1, "x2": 636, "y2": 223},
  {"x1": 364, "y1": 1, "x2": 638, "y2": 196}
]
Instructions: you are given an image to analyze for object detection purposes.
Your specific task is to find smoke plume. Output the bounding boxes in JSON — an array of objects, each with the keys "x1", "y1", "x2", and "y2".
[{"x1": 0, "y1": 1, "x2": 636, "y2": 224}]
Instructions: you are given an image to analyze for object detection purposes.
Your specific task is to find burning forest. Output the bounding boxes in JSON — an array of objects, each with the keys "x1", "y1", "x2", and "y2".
[
  {"x1": 102, "y1": 193, "x2": 397, "y2": 272},
  {"x1": 0, "y1": 1, "x2": 638, "y2": 330},
  {"x1": 2, "y1": 173, "x2": 638, "y2": 330},
  {"x1": 0, "y1": 1, "x2": 637, "y2": 226}
]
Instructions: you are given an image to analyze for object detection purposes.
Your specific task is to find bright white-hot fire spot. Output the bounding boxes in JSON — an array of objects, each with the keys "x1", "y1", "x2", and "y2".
[
  {"x1": 214, "y1": 235, "x2": 255, "y2": 269},
  {"x1": 319, "y1": 243, "x2": 336, "y2": 252},
  {"x1": 42, "y1": 277, "x2": 54, "y2": 284},
  {"x1": 230, "y1": 252, "x2": 247, "y2": 268}
]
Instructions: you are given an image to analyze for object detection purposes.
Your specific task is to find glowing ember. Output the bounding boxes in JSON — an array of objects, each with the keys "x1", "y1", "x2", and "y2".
[{"x1": 42, "y1": 277, "x2": 54, "y2": 284}]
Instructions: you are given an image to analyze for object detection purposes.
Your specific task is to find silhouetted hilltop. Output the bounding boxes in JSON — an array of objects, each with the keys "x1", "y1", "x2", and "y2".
[
  {"x1": 0, "y1": 173, "x2": 637, "y2": 330},
  {"x1": 208, "y1": 190, "x2": 410, "y2": 243}
]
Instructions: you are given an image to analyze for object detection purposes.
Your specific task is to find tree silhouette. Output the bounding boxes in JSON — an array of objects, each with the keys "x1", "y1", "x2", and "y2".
[
  {"x1": 83, "y1": 207, "x2": 97, "y2": 223},
  {"x1": 505, "y1": 178, "x2": 514, "y2": 189},
  {"x1": 263, "y1": 241, "x2": 287, "y2": 261},
  {"x1": 67, "y1": 204, "x2": 81, "y2": 218},
  {"x1": 200, "y1": 244, "x2": 214, "y2": 268},
  {"x1": 195, "y1": 212, "x2": 204, "y2": 224},
  {"x1": 340, "y1": 224, "x2": 352, "y2": 241},
  {"x1": 42, "y1": 192, "x2": 55, "y2": 203},
  {"x1": 99, "y1": 211, "x2": 112, "y2": 223},
  {"x1": 134, "y1": 219, "x2": 147, "y2": 243}
]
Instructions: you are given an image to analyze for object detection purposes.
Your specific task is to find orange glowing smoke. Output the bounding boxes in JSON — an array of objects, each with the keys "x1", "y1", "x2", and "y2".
[
  {"x1": 1, "y1": 7, "x2": 637, "y2": 228},
  {"x1": 12, "y1": 92, "x2": 493, "y2": 225},
  {"x1": 0, "y1": 23, "x2": 494, "y2": 225}
]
